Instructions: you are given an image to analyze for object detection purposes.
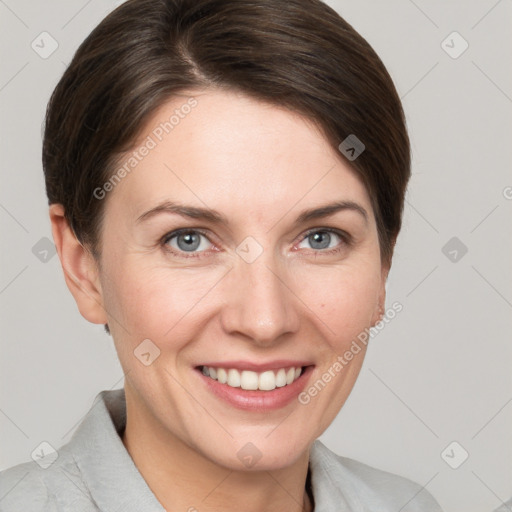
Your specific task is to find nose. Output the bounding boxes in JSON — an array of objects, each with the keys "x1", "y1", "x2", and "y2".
[{"x1": 219, "y1": 253, "x2": 300, "y2": 346}]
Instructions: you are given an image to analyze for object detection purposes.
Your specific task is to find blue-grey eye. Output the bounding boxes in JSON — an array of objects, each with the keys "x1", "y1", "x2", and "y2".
[
  {"x1": 166, "y1": 230, "x2": 212, "y2": 252},
  {"x1": 298, "y1": 230, "x2": 341, "y2": 251}
]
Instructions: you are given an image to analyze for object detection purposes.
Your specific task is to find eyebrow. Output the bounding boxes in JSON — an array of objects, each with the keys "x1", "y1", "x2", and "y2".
[{"x1": 136, "y1": 199, "x2": 368, "y2": 227}]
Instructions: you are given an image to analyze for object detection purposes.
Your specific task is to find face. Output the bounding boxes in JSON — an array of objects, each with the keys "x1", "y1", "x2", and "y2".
[{"x1": 94, "y1": 89, "x2": 386, "y2": 470}]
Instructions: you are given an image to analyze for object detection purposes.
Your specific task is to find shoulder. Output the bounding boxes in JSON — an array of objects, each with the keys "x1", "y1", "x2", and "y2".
[
  {"x1": 0, "y1": 459, "x2": 54, "y2": 512},
  {"x1": 310, "y1": 440, "x2": 443, "y2": 511},
  {"x1": 0, "y1": 448, "x2": 97, "y2": 512}
]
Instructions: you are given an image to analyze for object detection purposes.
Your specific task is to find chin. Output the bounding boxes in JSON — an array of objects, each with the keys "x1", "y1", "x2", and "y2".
[{"x1": 201, "y1": 435, "x2": 311, "y2": 472}]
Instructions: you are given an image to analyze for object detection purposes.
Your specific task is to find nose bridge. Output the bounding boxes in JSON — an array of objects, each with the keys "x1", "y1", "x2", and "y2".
[{"x1": 220, "y1": 249, "x2": 299, "y2": 344}]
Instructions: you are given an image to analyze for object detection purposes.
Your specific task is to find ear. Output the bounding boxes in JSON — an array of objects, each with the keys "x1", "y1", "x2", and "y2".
[
  {"x1": 370, "y1": 263, "x2": 390, "y2": 327},
  {"x1": 49, "y1": 204, "x2": 108, "y2": 325}
]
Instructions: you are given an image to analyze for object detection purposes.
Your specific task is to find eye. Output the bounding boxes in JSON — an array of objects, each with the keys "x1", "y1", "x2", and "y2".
[
  {"x1": 296, "y1": 228, "x2": 349, "y2": 253},
  {"x1": 163, "y1": 229, "x2": 213, "y2": 255}
]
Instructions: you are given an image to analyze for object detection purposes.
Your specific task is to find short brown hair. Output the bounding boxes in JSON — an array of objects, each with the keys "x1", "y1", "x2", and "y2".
[{"x1": 43, "y1": 0, "x2": 410, "y2": 267}]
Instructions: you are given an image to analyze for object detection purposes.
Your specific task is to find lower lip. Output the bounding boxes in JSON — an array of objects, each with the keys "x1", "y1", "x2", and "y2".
[{"x1": 195, "y1": 366, "x2": 314, "y2": 412}]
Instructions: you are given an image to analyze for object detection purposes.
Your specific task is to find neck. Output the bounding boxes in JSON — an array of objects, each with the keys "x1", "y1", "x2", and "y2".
[{"x1": 121, "y1": 388, "x2": 313, "y2": 512}]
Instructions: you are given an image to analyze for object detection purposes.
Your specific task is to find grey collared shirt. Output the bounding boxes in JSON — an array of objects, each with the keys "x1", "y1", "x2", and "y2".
[{"x1": 0, "y1": 388, "x2": 443, "y2": 511}]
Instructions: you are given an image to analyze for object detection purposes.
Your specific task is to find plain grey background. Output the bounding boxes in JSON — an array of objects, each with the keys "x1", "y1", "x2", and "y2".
[{"x1": 1, "y1": 1, "x2": 511, "y2": 511}]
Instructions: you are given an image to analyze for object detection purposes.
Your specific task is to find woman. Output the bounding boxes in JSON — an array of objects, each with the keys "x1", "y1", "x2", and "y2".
[{"x1": 0, "y1": 0, "x2": 443, "y2": 510}]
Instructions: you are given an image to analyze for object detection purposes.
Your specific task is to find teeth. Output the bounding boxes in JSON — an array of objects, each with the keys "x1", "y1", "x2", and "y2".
[
  {"x1": 258, "y1": 370, "x2": 276, "y2": 391},
  {"x1": 227, "y1": 369, "x2": 241, "y2": 387},
  {"x1": 201, "y1": 365, "x2": 304, "y2": 391},
  {"x1": 275, "y1": 368, "x2": 287, "y2": 387},
  {"x1": 241, "y1": 370, "x2": 259, "y2": 390},
  {"x1": 217, "y1": 368, "x2": 228, "y2": 384}
]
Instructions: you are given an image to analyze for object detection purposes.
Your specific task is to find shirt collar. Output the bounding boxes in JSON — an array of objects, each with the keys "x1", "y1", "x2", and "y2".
[
  {"x1": 70, "y1": 388, "x2": 165, "y2": 512},
  {"x1": 69, "y1": 388, "x2": 346, "y2": 512}
]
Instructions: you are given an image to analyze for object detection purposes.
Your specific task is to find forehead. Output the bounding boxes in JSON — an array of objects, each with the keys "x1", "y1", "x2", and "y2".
[{"x1": 106, "y1": 89, "x2": 373, "y2": 222}]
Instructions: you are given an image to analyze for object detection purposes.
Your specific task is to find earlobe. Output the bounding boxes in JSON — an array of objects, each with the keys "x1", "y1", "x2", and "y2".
[{"x1": 49, "y1": 204, "x2": 108, "y2": 325}]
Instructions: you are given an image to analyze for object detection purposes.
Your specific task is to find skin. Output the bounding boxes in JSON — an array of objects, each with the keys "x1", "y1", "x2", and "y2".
[{"x1": 50, "y1": 89, "x2": 388, "y2": 512}]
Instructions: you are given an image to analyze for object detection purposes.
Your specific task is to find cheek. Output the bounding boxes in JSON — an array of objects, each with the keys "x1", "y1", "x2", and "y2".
[
  {"x1": 105, "y1": 260, "x2": 380, "y2": 334},
  {"x1": 292, "y1": 265, "x2": 381, "y2": 364},
  {"x1": 294, "y1": 262, "x2": 381, "y2": 346},
  {"x1": 102, "y1": 258, "x2": 228, "y2": 339}
]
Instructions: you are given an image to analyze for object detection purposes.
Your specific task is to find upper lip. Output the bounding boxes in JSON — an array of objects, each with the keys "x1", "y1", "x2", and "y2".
[{"x1": 197, "y1": 360, "x2": 314, "y2": 372}]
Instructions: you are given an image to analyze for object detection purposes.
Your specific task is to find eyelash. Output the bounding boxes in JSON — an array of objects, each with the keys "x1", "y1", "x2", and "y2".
[{"x1": 160, "y1": 227, "x2": 352, "y2": 259}]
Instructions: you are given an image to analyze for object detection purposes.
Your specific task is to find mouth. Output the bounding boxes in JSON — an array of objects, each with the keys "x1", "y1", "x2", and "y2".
[
  {"x1": 197, "y1": 365, "x2": 305, "y2": 391},
  {"x1": 194, "y1": 363, "x2": 315, "y2": 411}
]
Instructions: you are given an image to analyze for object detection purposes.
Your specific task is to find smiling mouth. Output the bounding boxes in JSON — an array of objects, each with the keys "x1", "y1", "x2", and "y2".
[{"x1": 197, "y1": 365, "x2": 306, "y2": 391}]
